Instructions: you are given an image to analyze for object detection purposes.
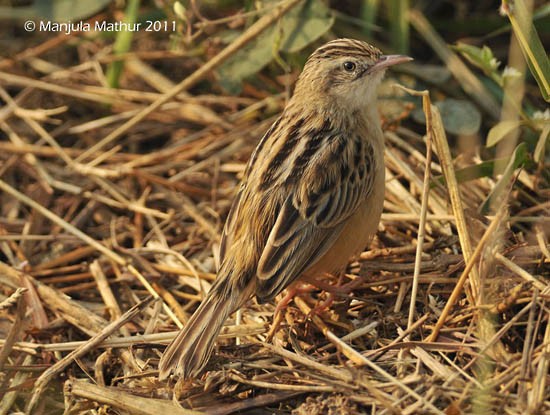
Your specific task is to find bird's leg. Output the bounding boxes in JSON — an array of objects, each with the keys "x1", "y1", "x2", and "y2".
[
  {"x1": 304, "y1": 273, "x2": 365, "y2": 316},
  {"x1": 267, "y1": 273, "x2": 365, "y2": 340},
  {"x1": 266, "y1": 282, "x2": 317, "y2": 341}
]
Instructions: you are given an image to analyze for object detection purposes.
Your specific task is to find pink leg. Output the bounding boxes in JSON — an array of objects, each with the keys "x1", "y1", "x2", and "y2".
[
  {"x1": 308, "y1": 274, "x2": 364, "y2": 315},
  {"x1": 266, "y1": 282, "x2": 317, "y2": 341},
  {"x1": 267, "y1": 274, "x2": 365, "y2": 340}
]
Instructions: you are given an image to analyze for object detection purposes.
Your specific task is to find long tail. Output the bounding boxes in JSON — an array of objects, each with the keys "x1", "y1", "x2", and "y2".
[{"x1": 158, "y1": 284, "x2": 243, "y2": 380}]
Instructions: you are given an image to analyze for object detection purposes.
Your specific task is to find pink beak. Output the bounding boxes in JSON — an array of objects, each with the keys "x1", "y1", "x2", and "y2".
[{"x1": 371, "y1": 54, "x2": 413, "y2": 72}]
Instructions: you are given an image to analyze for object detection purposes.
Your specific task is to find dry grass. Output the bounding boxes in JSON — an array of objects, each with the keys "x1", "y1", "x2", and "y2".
[{"x1": 0, "y1": 4, "x2": 549, "y2": 415}]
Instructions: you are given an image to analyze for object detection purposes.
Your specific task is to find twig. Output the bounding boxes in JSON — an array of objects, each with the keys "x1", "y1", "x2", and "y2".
[
  {"x1": 0, "y1": 355, "x2": 34, "y2": 415},
  {"x1": 528, "y1": 307, "x2": 550, "y2": 411},
  {"x1": 0, "y1": 323, "x2": 267, "y2": 354},
  {"x1": 75, "y1": 0, "x2": 303, "y2": 163},
  {"x1": 90, "y1": 260, "x2": 124, "y2": 323},
  {"x1": 202, "y1": 390, "x2": 303, "y2": 415},
  {"x1": 495, "y1": 252, "x2": 548, "y2": 292},
  {"x1": 0, "y1": 179, "x2": 182, "y2": 328},
  {"x1": 408, "y1": 9, "x2": 500, "y2": 119},
  {"x1": 0, "y1": 288, "x2": 27, "y2": 372},
  {"x1": 264, "y1": 343, "x2": 400, "y2": 414},
  {"x1": 65, "y1": 377, "x2": 203, "y2": 415},
  {"x1": 463, "y1": 300, "x2": 533, "y2": 372},
  {"x1": 428, "y1": 100, "x2": 481, "y2": 304},
  {"x1": 0, "y1": 71, "x2": 123, "y2": 106},
  {"x1": 517, "y1": 289, "x2": 538, "y2": 409},
  {"x1": 367, "y1": 314, "x2": 430, "y2": 361},
  {"x1": 25, "y1": 297, "x2": 154, "y2": 414},
  {"x1": 0, "y1": 178, "x2": 125, "y2": 265},
  {"x1": 395, "y1": 86, "x2": 434, "y2": 332},
  {"x1": 0, "y1": 287, "x2": 27, "y2": 311},
  {"x1": 426, "y1": 203, "x2": 508, "y2": 342}
]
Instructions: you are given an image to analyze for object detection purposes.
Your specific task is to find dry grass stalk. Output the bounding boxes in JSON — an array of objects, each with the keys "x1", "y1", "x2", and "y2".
[
  {"x1": 75, "y1": 0, "x2": 303, "y2": 163},
  {"x1": 25, "y1": 296, "x2": 154, "y2": 413},
  {"x1": 0, "y1": 4, "x2": 547, "y2": 414},
  {"x1": 65, "y1": 378, "x2": 203, "y2": 414}
]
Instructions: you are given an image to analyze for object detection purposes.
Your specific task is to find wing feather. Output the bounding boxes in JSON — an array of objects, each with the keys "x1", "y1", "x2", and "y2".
[
  {"x1": 219, "y1": 186, "x2": 243, "y2": 266},
  {"x1": 255, "y1": 134, "x2": 374, "y2": 301},
  {"x1": 256, "y1": 196, "x2": 346, "y2": 301}
]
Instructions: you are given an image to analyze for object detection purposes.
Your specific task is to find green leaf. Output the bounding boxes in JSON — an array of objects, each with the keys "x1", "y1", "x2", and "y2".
[
  {"x1": 279, "y1": 2, "x2": 334, "y2": 53},
  {"x1": 360, "y1": 0, "x2": 380, "y2": 37},
  {"x1": 480, "y1": 142, "x2": 528, "y2": 214},
  {"x1": 455, "y1": 43, "x2": 500, "y2": 73},
  {"x1": 486, "y1": 120, "x2": 525, "y2": 147},
  {"x1": 448, "y1": 161, "x2": 496, "y2": 184},
  {"x1": 412, "y1": 99, "x2": 481, "y2": 135},
  {"x1": 173, "y1": 1, "x2": 186, "y2": 21},
  {"x1": 501, "y1": 0, "x2": 550, "y2": 101},
  {"x1": 218, "y1": 0, "x2": 334, "y2": 93},
  {"x1": 0, "y1": 0, "x2": 112, "y2": 21},
  {"x1": 436, "y1": 99, "x2": 482, "y2": 135},
  {"x1": 389, "y1": 0, "x2": 410, "y2": 54},
  {"x1": 106, "y1": 0, "x2": 140, "y2": 88},
  {"x1": 432, "y1": 147, "x2": 527, "y2": 186}
]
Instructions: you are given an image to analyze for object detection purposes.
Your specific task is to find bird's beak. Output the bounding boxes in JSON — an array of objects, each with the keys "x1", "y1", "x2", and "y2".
[{"x1": 371, "y1": 54, "x2": 413, "y2": 72}]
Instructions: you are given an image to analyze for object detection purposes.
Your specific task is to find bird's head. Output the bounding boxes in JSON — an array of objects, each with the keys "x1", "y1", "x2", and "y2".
[{"x1": 293, "y1": 39, "x2": 412, "y2": 112}]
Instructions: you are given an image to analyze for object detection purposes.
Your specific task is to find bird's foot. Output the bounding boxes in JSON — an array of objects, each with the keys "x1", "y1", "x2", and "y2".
[
  {"x1": 266, "y1": 282, "x2": 317, "y2": 341},
  {"x1": 307, "y1": 275, "x2": 363, "y2": 316}
]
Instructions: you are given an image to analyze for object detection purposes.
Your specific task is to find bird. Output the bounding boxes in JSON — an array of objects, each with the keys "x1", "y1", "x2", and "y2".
[{"x1": 158, "y1": 38, "x2": 412, "y2": 380}]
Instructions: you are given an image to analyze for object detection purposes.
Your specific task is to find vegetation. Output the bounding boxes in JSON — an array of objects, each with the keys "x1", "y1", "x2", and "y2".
[{"x1": 0, "y1": 0, "x2": 548, "y2": 413}]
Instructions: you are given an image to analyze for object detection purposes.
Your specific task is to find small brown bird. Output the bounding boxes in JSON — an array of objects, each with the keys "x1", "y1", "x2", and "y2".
[{"x1": 159, "y1": 38, "x2": 411, "y2": 380}]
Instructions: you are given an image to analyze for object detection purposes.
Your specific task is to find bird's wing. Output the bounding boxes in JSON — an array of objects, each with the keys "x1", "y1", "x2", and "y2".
[
  {"x1": 219, "y1": 185, "x2": 243, "y2": 266},
  {"x1": 256, "y1": 134, "x2": 375, "y2": 301},
  {"x1": 219, "y1": 115, "x2": 285, "y2": 267}
]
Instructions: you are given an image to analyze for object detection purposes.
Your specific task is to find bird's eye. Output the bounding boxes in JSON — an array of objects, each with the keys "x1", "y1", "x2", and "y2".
[{"x1": 343, "y1": 61, "x2": 356, "y2": 72}]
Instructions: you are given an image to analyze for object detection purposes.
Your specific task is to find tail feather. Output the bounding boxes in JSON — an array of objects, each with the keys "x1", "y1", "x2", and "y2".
[{"x1": 158, "y1": 290, "x2": 235, "y2": 380}]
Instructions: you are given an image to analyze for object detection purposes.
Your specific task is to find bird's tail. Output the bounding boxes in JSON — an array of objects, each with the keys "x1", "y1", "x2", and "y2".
[{"x1": 158, "y1": 285, "x2": 241, "y2": 380}]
